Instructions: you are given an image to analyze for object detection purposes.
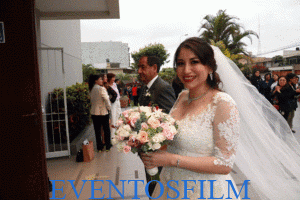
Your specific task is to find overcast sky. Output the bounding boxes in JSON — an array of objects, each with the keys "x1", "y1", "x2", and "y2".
[{"x1": 81, "y1": 0, "x2": 300, "y2": 67}]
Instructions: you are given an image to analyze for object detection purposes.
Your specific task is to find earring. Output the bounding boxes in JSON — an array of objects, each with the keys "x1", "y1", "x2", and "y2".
[{"x1": 209, "y1": 73, "x2": 213, "y2": 80}]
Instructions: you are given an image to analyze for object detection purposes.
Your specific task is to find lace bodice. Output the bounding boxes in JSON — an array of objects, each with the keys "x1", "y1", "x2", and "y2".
[
  {"x1": 153, "y1": 91, "x2": 241, "y2": 199},
  {"x1": 169, "y1": 91, "x2": 240, "y2": 168}
]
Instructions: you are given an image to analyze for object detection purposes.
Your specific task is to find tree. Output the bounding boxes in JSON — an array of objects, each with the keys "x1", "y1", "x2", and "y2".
[
  {"x1": 211, "y1": 40, "x2": 253, "y2": 76},
  {"x1": 199, "y1": 10, "x2": 258, "y2": 56},
  {"x1": 116, "y1": 73, "x2": 138, "y2": 84},
  {"x1": 272, "y1": 55, "x2": 285, "y2": 66},
  {"x1": 252, "y1": 64, "x2": 269, "y2": 73},
  {"x1": 158, "y1": 68, "x2": 176, "y2": 84},
  {"x1": 131, "y1": 43, "x2": 170, "y2": 71},
  {"x1": 82, "y1": 64, "x2": 97, "y2": 82},
  {"x1": 228, "y1": 29, "x2": 258, "y2": 55}
]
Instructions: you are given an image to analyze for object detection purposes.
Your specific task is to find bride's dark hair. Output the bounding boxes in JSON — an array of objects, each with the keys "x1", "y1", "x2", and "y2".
[{"x1": 173, "y1": 37, "x2": 222, "y2": 90}]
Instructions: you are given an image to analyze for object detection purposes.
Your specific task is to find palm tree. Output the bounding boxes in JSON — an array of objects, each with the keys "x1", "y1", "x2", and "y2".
[
  {"x1": 199, "y1": 10, "x2": 258, "y2": 56},
  {"x1": 228, "y1": 29, "x2": 258, "y2": 55}
]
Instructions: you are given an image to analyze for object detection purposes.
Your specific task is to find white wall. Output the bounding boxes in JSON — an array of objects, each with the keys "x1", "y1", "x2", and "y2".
[
  {"x1": 283, "y1": 50, "x2": 300, "y2": 58},
  {"x1": 39, "y1": 19, "x2": 83, "y2": 110},
  {"x1": 38, "y1": 20, "x2": 82, "y2": 155},
  {"x1": 81, "y1": 41, "x2": 130, "y2": 69},
  {"x1": 40, "y1": 20, "x2": 83, "y2": 87}
]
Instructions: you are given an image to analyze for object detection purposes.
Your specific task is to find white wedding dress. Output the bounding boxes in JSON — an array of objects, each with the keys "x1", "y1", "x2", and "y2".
[{"x1": 152, "y1": 91, "x2": 241, "y2": 199}]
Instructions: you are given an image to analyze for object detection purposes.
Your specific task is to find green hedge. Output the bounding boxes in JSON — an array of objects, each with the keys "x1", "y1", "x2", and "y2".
[{"x1": 46, "y1": 82, "x2": 91, "y2": 143}]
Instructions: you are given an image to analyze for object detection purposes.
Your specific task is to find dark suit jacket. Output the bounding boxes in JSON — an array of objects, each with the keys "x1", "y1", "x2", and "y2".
[
  {"x1": 278, "y1": 84, "x2": 298, "y2": 112},
  {"x1": 138, "y1": 77, "x2": 176, "y2": 114},
  {"x1": 138, "y1": 77, "x2": 176, "y2": 195}
]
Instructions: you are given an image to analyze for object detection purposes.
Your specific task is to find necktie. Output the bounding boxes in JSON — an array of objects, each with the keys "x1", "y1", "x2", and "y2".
[{"x1": 143, "y1": 86, "x2": 148, "y2": 96}]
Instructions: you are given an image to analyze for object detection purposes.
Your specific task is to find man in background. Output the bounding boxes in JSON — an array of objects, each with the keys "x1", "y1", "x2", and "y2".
[{"x1": 137, "y1": 55, "x2": 176, "y2": 195}]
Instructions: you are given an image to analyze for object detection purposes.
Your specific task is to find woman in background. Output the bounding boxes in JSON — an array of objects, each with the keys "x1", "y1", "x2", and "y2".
[
  {"x1": 272, "y1": 76, "x2": 287, "y2": 116},
  {"x1": 132, "y1": 84, "x2": 138, "y2": 106},
  {"x1": 106, "y1": 73, "x2": 122, "y2": 137},
  {"x1": 250, "y1": 70, "x2": 262, "y2": 91},
  {"x1": 88, "y1": 74, "x2": 112, "y2": 152},
  {"x1": 278, "y1": 73, "x2": 300, "y2": 131},
  {"x1": 259, "y1": 73, "x2": 273, "y2": 103},
  {"x1": 270, "y1": 74, "x2": 279, "y2": 91}
]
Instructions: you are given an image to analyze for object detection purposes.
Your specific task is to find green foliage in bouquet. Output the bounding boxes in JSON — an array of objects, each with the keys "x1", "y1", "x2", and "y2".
[{"x1": 47, "y1": 82, "x2": 91, "y2": 143}]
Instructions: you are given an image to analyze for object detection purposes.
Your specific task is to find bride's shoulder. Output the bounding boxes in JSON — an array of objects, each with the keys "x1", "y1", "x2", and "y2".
[
  {"x1": 177, "y1": 89, "x2": 189, "y2": 99},
  {"x1": 212, "y1": 91, "x2": 236, "y2": 105}
]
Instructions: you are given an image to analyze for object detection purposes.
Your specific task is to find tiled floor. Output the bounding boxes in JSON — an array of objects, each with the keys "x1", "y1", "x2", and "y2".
[
  {"x1": 47, "y1": 105, "x2": 300, "y2": 200},
  {"x1": 48, "y1": 147, "x2": 149, "y2": 200}
]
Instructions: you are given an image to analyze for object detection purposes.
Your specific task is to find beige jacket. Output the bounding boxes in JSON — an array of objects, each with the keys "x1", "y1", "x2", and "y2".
[{"x1": 90, "y1": 85, "x2": 111, "y2": 115}]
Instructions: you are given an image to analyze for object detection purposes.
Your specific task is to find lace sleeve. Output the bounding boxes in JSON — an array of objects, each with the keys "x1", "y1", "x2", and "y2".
[{"x1": 212, "y1": 95, "x2": 240, "y2": 168}]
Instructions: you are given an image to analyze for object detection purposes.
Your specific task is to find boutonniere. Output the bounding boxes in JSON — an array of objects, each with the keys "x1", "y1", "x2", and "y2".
[
  {"x1": 145, "y1": 91, "x2": 152, "y2": 107},
  {"x1": 145, "y1": 91, "x2": 151, "y2": 97}
]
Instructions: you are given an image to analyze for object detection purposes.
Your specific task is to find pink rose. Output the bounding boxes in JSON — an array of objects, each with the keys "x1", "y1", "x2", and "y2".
[
  {"x1": 130, "y1": 117, "x2": 138, "y2": 127},
  {"x1": 123, "y1": 146, "x2": 131, "y2": 153},
  {"x1": 163, "y1": 129, "x2": 175, "y2": 140},
  {"x1": 147, "y1": 116, "x2": 161, "y2": 129},
  {"x1": 129, "y1": 112, "x2": 140, "y2": 127},
  {"x1": 117, "y1": 119, "x2": 124, "y2": 126},
  {"x1": 160, "y1": 123, "x2": 174, "y2": 140},
  {"x1": 137, "y1": 131, "x2": 149, "y2": 144},
  {"x1": 122, "y1": 110, "x2": 130, "y2": 118},
  {"x1": 160, "y1": 123, "x2": 169, "y2": 130},
  {"x1": 141, "y1": 122, "x2": 148, "y2": 130}
]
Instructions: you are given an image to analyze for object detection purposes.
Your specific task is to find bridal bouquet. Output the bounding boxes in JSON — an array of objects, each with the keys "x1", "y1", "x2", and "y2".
[{"x1": 112, "y1": 106, "x2": 178, "y2": 176}]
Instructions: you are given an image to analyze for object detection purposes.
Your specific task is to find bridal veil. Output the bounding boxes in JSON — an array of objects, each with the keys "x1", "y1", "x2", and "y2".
[{"x1": 212, "y1": 45, "x2": 300, "y2": 199}]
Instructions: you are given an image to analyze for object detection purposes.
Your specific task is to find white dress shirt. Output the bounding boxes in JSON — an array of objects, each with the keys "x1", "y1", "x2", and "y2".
[{"x1": 147, "y1": 75, "x2": 158, "y2": 90}]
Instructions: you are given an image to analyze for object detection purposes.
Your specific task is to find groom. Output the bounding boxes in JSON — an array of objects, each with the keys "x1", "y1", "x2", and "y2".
[{"x1": 138, "y1": 55, "x2": 176, "y2": 195}]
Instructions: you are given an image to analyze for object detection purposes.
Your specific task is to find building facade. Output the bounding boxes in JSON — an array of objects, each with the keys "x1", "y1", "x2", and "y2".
[
  {"x1": 251, "y1": 48, "x2": 300, "y2": 77},
  {"x1": 82, "y1": 41, "x2": 134, "y2": 74}
]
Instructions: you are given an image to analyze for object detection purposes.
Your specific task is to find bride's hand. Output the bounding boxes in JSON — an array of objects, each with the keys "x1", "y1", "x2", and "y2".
[{"x1": 140, "y1": 150, "x2": 173, "y2": 169}]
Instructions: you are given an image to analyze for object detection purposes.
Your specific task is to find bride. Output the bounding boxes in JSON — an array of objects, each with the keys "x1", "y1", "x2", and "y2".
[{"x1": 141, "y1": 37, "x2": 300, "y2": 199}]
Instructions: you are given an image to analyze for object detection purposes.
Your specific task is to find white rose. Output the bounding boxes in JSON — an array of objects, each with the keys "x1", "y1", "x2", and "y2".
[
  {"x1": 122, "y1": 130, "x2": 130, "y2": 137},
  {"x1": 131, "y1": 131, "x2": 138, "y2": 137},
  {"x1": 152, "y1": 143, "x2": 161, "y2": 150},
  {"x1": 153, "y1": 109, "x2": 163, "y2": 118},
  {"x1": 148, "y1": 142, "x2": 154, "y2": 150},
  {"x1": 170, "y1": 125, "x2": 177, "y2": 134},
  {"x1": 166, "y1": 115, "x2": 175, "y2": 124},
  {"x1": 111, "y1": 137, "x2": 118, "y2": 145},
  {"x1": 139, "y1": 106, "x2": 152, "y2": 113},
  {"x1": 129, "y1": 112, "x2": 140, "y2": 120},
  {"x1": 145, "y1": 112, "x2": 152, "y2": 118},
  {"x1": 123, "y1": 125, "x2": 131, "y2": 132},
  {"x1": 116, "y1": 142, "x2": 126, "y2": 151},
  {"x1": 139, "y1": 107, "x2": 152, "y2": 117},
  {"x1": 116, "y1": 127, "x2": 130, "y2": 137},
  {"x1": 151, "y1": 133, "x2": 166, "y2": 143}
]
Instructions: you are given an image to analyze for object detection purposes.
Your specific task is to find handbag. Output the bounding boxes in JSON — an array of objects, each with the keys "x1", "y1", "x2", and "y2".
[
  {"x1": 108, "y1": 87, "x2": 117, "y2": 103},
  {"x1": 83, "y1": 141, "x2": 95, "y2": 162},
  {"x1": 76, "y1": 149, "x2": 83, "y2": 162}
]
